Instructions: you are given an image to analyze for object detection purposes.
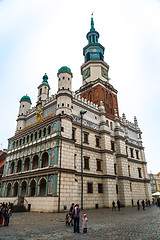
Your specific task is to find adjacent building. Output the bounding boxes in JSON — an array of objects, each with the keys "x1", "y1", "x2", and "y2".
[
  {"x1": 0, "y1": 17, "x2": 151, "y2": 212},
  {"x1": 148, "y1": 173, "x2": 157, "y2": 194},
  {"x1": 0, "y1": 150, "x2": 7, "y2": 189}
]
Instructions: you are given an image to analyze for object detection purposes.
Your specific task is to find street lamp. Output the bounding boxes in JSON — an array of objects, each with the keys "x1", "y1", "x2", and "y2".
[{"x1": 80, "y1": 110, "x2": 87, "y2": 210}]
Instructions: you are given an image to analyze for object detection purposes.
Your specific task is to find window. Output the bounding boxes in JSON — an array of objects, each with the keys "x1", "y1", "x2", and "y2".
[
  {"x1": 128, "y1": 165, "x2": 131, "y2": 177},
  {"x1": 138, "y1": 168, "x2": 142, "y2": 178},
  {"x1": 31, "y1": 133, "x2": 33, "y2": 141},
  {"x1": 136, "y1": 150, "x2": 139, "y2": 159},
  {"x1": 35, "y1": 131, "x2": 37, "y2": 140},
  {"x1": 62, "y1": 111, "x2": 64, "y2": 114},
  {"x1": 72, "y1": 129, "x2": 76, "y2": 140},
  {"x1": 20, "y1": 139, "x2": 22, "y2": 146},
  {"x1": 84, "y1": 157, "x2": 89, "y2": 170},
  {"x1": 84, "y1": 132, "x2": 89, "y2": 144},
  {"x1": 130, "y1": 148, "x2": 134, "y2": 158},
  {"x1": 87, "y1": 182, "x2": 93, "y2": 193},
  {"x1": 111, "y1": 141, "x2": 115, "y2": 151},
  {"x1": 23, "y1": 137, "x2": 25, "y2": 144},
  {"x1": 43, "y1": 128, "x2": 46, "y2": 136},
  {"x1": 126, "y1": 146, "x2": 128, "y2": 156},
  {"x1": 97, "y1": 159, "x2": 102, "y2": 171},
  {"x1": 62, "y1": 103, "x2": 64, "y2": 106},
  {"x1": 114, "y1": 164, "x2": 117, "y2": 175},
  {"x1": 27, "y1": 135, "x2": 29, "y2": 143},
  {"x1": 96, "y1": 137, "x2": 100, "y2": 147},
  {"x1": 130, "y1": 183, "x2": 132, "y2": 191},
  {"x1": 61, "y1": 127, "x2": 64, "y2": 132},
  {"x1": 110, "y1": 122, "x2": 113, "y2": 130},
  {"x1": 39, "y1": 130, "x2": 42, "y2": 138},
  {"x1": 48, "y1": 125, "x2": 51, "y2": 135},
  {"x1": 116, "y1": 184, "x2": 118, "y2": 194},
  {"x1": 40, "y1": 88, "x2": 42, "y2": 94},
  {"x1": 98, "y1": 183, "x2": 103, "y2": 193}
]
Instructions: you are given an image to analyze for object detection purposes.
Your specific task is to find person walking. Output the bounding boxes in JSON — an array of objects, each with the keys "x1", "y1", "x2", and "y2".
[
  {"x1": 137, "y1": 200, "x2": 140, "y2": 210},
  {"x1": 69, "y1": 203, "x2": 74, "y2": 226},
  {"x1": 73, "y1": 203, "x2": 80, "y2": 233},
  {"x1": 117, "y1": 200, "x2": 121, "y2": 211},
  {"x1": 0, "y1": 204, "x2": 4, "y2": 226},
  {"x1": 82, "y1": 213, "x2": 88, "y2": 233},
  {"x1": 112, "y1": 201, "x2": 116, "y2": 211},
  {"x1": 141, "y1": 200, "x2": 145, "y2": 210}
]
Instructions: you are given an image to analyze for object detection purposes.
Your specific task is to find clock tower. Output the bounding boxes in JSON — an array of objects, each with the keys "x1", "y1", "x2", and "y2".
[
  {"x1": 81, "y1": 15, "x2": 109, "y2": 84},
  {"x1": 77, "y1": 15, "x2": 119, "y2": 120}
]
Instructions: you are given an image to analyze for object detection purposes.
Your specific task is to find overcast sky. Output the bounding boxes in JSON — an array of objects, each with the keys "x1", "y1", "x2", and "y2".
[{"x1": 0, "y1": 0, "x2": 159, "y2": 173}]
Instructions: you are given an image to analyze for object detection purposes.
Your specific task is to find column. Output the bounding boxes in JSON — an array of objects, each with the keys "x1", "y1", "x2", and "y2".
[{"x1": 46, "y1": 175, "x2": 49, "y2": 196}]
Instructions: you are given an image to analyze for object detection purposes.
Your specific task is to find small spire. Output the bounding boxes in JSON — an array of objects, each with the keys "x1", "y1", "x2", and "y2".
[{"x1": 90, "y1": 13, "x2": 95, "y2": 31}]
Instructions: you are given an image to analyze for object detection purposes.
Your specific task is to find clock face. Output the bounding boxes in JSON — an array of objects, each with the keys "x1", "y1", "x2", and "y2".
[
  {"x1": 101, "y1": 67, "x2": 108, "y2": 79},
  {"x1": 83, "y1": 68, "x2": 90, "y2": 81}
]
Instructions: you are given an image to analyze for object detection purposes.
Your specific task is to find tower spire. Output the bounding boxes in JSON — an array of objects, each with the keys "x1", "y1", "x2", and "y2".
[{"x1": 90, "y1": 13, "x2": 95, "y2": 31}]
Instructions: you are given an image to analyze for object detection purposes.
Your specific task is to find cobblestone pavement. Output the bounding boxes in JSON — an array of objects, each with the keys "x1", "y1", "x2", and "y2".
[{"x1": 0, "y1": 206, "x2": 160, "y2": 240}]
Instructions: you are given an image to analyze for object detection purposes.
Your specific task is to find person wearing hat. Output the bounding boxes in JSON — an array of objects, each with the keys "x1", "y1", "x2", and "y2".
[{"x1": 82, "y1": 213, "x2": 88, "y2": 233}]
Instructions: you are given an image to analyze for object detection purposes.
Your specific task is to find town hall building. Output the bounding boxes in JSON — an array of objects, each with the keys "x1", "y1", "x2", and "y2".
[{"x1": 0, "y1": 17, "x2": 151, "y2": 212}]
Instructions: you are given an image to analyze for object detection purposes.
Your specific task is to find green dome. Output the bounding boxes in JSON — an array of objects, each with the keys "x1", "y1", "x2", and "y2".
[
  {"x1": 58, "y1": 66, "x2": 71, "y2": 73},
  {"x1": 20, "y1": 95, "x2": 31, "y2": 103},
  {"x1": 42, "y1": 73, "x2": 48, "y2": 84}
]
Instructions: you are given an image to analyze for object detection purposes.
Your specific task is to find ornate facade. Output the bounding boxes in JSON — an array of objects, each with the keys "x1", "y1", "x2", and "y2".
[{"x1": 0, "y1": 17, "x2": 151, "y2": 212}]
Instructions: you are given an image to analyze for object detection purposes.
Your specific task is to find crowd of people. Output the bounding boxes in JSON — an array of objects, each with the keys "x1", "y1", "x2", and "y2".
[{"x1": 0, "y1": 202, "x2": 12, "y2": 227}]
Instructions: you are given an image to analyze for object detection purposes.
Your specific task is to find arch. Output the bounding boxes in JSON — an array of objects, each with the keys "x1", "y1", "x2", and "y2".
[
  {"x1": 41, "y1": 152, "x2": 48, "y2": 168},
  {"x1": 17, "y1": 159, "x2": 22, "y2": 173},
  {"x1": 21, "y1": 181, "x2": 27, "y2": 197},
  {"x1": 13, "y1": 182, "x2": 18, "y2": 196},
  {"x1": 32, "y1": 155, "x2": 38, "y2": 169},
  {"x1": 47, "y1": 125, "x2": 51, "y2": 135},
  {"x1": 24, "y1": 157, "x2": 30, "y2": 171},
  {"x1": 39, "y1": 178, "x2": 46, "y2": 196},
  {"x1": 30, "y1": 179, "x2": 36, "y2": 196},
  {"x1": 6, "y1": 182, "x2": 11, "y2": 197},
  {"x1": 10, "y1": 161, "x2": 15, "y2": 174}
]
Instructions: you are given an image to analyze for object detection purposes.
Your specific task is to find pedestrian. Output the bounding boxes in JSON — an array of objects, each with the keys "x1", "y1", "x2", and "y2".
[
  {"x1": 4, "y1": 207, "x2": 9, "y2": 226},
  {"x1": 141, "y1": 200, "x2": 145, "y2": 210},
  {"x1": 69, "y1": 203, "x2": 74, "y2": 226},
  {"x1": 112, "y1": 201, "x2": 116, "y2": 211},
  {"x1": 0, "y1": 204, "x2": 4, "y2": 226},
  {"x1": 82, "y1": 213, "x2": 88, "y2": 233},
  {"x1": 137, "y1": 200, "x2": 140, "y2": 210},
  {"x1": 73, "y1": 203, "x2": 80, "y2": 233},
  {"x1": 117, "y1": 200, "x2": 120, "y2": 211},
  {"x1": 148, "y1": 199, "x2": 150, "y2": 207}
]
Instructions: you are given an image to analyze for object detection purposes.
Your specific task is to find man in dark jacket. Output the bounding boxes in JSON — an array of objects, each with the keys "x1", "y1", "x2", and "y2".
[{"x1": 73, "y1": 203, "x2": 80, "y2": 233}]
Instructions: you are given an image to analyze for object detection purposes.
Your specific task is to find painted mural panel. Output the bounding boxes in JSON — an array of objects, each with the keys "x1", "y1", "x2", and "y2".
[
  {"x1": 26, "y1": 116, "x2": 37, "y2": 127},
  {"x1": 52, "y1": 123, "x2": 57, "y2": 133},
  {"x1": 50, "y1": 149, "x2": 55, "y2": 165},
  {"x1": 48, "y1": 176, "x2": 54, "y2": 194},
  {"x1": 4, "y1": 162, "x2": 9, "y2": 176},
  {"x1": 43, "y1": 106, "x2": 56, "y2": 119}
]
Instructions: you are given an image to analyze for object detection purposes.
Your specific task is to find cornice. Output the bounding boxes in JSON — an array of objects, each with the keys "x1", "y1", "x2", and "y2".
[{"x1": 128, "y1": 158, "x2": 147, "y2": 165}]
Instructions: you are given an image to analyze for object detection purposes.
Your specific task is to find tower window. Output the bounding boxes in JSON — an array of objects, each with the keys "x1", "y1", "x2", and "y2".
[
  {"x1": 23, "y1": 105, "x2": 24, "y2": 107},
  {"x1": 72, "y1": 128, "x2": 76, "y2": 140},
  {"x1": 138, "y1": 168, "x2": 142, "y2": 178},
  {"x1": 97, "y1": 159, "x2": 102, "y2": 171},
  {"x1": 68, "y1": 78, "x2": 70, "y2": 80},
  {"x1": 111, "y1": 141, "x2": 115, "y2": 151},
  {"x1": 130, "y1": 148, "x2": 134, "y2": 158},
  {"x1": 114, "y1": 163, "x2": 117, "y2": 175},
  {"x1": 40, "y1": 88, "x2": 42, "y2": 94},
  {"x1": 63, "y1": 77, "x2": 65, "y2": 79},
  {"x1": 136, "y1": 150, "x2": 139, "y2": 159},
  {"x1": 62, "y1": 103, "x2": 64, "y2": 106},
  {"x1": 96, "y1": 137, "x2": 100, "y2": 147},
  {"x1": 62, "y1": 111, "x2": 64, "y2": 114},
  {"x1": 59, "y1": 78, "x2": 60, "y2": 81}
]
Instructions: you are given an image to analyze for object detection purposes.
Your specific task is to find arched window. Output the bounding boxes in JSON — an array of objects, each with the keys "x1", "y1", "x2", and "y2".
[
  {"x1": 39, "y1": 178, "x2": 46, "y2": 196},
  {"x1": 30, "y1": 180, "x2": 36, "y2": 196},
  {"x1": 24, "y1": 157, "x2": 30, "y2": 171},
  {"x1": 17, "y1": 160, "x2": 22, "y2": 173},
  {"x1": 10, "y1": 161, "x2": 15, "y2": 174},
  {"x1": 47, "y1": 125, "x2": 51, "y2": 135},
  {"x1": 41, "y1": 152, "x2": 48, "y2": 168},
  {"x1": 21, "y1": 181, "x2": 27, "y2": 197},
  {"x1": 13, "y1": 182, "x2": 18, "y2": 196},
  {"x1": 43, "y1": 128, "x2": 46, "y2": 136},
  {"x1": 32, "y1": 155, "x2": 38, "y2": 169},
  {"x1": 6, "y1": 183, "x2": 11, "y2": 197},
  {"x1": 39, "y1": 130, "x2": 42, "y2": 138}
]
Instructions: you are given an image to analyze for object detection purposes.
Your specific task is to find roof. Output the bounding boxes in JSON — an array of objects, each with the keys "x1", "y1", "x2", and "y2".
[
  {"x1": 20, "y1": 95, "x2": 31, "y2": 103},
  {"x1": 58, "y1": 66, "x2": 71, "y2": 73}
]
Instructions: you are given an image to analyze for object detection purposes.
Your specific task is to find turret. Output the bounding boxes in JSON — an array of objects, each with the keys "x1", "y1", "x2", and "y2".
[
  {"x1": 56, "y1": 66, "x2": 73, "y2": 115},
  {"x1": 37, "y1": 73, "x2": 50, "y2": 105},
  {"x1": 16, "y1": 95, "x2": 32, "y2": 132},
  {"x1": 81, "y1": 15, "x2": 109, "y2": 84}
]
